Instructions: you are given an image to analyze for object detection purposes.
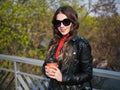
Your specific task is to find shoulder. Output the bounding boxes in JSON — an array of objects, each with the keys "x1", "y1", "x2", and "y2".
[
  {"x1": 79, "y1": 37, "x2": 89, "y2": 46},
  {"x1": 73, "y1": 35, "x2": 92, "y2": 52},
  {"x1": 72, "y1": 35, "x2": 89, "y2": 46}
]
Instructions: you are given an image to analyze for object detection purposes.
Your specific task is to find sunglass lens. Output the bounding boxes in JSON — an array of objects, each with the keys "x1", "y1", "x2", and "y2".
[
  {"x1": 54, "y1": 19, "x2": 71, "y2": 27},
  {"x1": 63, "y1": 19, "x2": 71, "y2": 26},
  {"x1": 54, "y1": 20, "x2": 61, "y2": 27}
]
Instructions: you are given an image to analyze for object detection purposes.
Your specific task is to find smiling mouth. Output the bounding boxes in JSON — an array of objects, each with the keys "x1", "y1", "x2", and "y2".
[{"x1": 61, "y1": 29, "x2": 66, "y2": 32}]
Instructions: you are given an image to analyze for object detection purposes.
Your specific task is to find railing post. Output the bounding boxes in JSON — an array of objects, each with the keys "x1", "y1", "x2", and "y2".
[{"x1": 14, "y1": 62, "x2": 19, "y2": 90}]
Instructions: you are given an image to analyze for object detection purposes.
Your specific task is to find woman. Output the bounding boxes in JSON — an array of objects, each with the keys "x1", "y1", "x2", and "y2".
[{"x1": 42, "y1": 6, "x2": 93, "y2": 90}]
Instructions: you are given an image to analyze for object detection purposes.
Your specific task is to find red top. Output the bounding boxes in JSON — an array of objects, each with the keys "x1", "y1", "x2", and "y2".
[{"x1": 55, "y1": 34, "x2": 70, "y2": 59}]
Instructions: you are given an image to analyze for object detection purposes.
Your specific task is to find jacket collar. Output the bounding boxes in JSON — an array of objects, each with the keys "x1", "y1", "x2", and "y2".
[{"x1": 71, "y1": 34, "x2": 80, "y2": 42}]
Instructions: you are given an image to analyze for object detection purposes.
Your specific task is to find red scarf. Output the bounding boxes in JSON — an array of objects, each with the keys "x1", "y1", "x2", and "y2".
[{"x1": 55, "y1": 34, "x2": 70, "y2": 59}]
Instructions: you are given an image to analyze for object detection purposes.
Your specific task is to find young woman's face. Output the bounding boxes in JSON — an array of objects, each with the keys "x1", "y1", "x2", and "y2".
[{"x1": 56, "y1": 13, "x2": 72, "y2": 35}]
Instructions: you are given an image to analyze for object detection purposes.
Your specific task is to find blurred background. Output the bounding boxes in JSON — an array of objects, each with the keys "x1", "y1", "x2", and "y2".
[
  {"x1": 0, "y1": 0, "x2": 120, "y2": 90},
  {"x1": 1, "y1": 0, "x2": 120, "y2": 71}
]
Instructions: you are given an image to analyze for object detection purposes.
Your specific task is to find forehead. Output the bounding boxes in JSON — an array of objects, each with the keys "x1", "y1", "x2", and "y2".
[{"x1": 56, "y1": 13, "x2": 68, "y2": 21}]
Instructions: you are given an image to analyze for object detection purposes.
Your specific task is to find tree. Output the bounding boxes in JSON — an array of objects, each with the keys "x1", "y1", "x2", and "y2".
[
  {"x1": 0, "y1": 0, "x2": 51, "y2": 59},
  {"x1": 91, "y1": 0, "x2": 120, "y2": 71}
]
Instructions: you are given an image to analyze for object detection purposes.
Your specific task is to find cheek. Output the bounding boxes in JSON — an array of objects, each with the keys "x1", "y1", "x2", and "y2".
[
  {"x1": 67, "y1": 27, "x2": 71, "y2": 31},
  {"x1": 57, "y1": 27, "x2": 61, "y2": 32},
  {"x1": 67, "y1": 25, "x2": 72, "y2": 32},
  {"x1": 66, "y1": 28, "x2": 70, "y2": 34}
]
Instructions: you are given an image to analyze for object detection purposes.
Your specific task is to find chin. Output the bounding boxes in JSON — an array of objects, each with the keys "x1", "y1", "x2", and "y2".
[{"x1": 61, "y1": 32, "x2": 67, "y2": 35}]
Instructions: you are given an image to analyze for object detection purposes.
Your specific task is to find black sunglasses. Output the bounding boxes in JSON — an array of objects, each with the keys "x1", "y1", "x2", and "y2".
[{"x1": 53, "y1": 19, "x2": 71, "y2": 27}]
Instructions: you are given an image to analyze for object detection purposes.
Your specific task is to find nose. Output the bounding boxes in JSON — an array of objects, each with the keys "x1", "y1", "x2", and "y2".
[{"x1": 60, "y1": 22, "x2": 64, "y2": 27}]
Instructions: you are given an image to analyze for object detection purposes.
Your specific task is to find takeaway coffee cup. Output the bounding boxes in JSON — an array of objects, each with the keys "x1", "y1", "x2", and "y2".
[{"x1": 46, "y1": 58, "x2": 58, "y2": 68}]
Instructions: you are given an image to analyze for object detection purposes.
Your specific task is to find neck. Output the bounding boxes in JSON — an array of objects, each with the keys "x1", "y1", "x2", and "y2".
[{"x1": 62, "y1": 33, "x2": 70, "y2": 39}]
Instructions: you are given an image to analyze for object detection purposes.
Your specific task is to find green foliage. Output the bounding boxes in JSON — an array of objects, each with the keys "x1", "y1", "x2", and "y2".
[
  {"x1": 0, "y1": 0, "x2": 51, "y2": 57},
  {"x1": 78, "y1": 15, "x2": 99, "y2": 41},
  {"x1": 0, "y1": 0, "x2": 120, "y2": 71},
  {"x1": 26, "y1": 47, "x2": 47, "y2": 60}
]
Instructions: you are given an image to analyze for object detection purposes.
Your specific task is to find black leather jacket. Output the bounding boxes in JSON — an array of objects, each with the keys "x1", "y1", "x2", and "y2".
[{"x1": 42, "y1": 35, "x2": 93, "y2": 90}]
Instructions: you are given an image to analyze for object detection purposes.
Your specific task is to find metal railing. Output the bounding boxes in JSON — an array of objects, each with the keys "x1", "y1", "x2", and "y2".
[
  {"x1": 0, "y1": 54, "x2": 120, "y2": 90},
  {"x1": 0, "y1": 54, "x2": 48, "y2": 90}
]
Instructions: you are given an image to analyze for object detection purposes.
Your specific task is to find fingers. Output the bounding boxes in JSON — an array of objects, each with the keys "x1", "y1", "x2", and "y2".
[
  {"x1": 45, "y1": 66, "x2": 57, "y2": 76},
  {"x1": 45, "y1": 66, "x2": 54, "y2": 76},
  {"x1": 45, "y1": 65, "x2": 62, "y2": 82},
  {"x1": 45, "y1": 65, "x2": 59, "y2": 77},
  {"x1": 45, "y1": 65, "x2": 58, "y2": 72}
]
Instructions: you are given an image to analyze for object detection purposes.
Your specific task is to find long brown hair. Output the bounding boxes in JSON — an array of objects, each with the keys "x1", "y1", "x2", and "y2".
[{"x1": 47, "y1": 6, "x2": 79, "y2": 64}]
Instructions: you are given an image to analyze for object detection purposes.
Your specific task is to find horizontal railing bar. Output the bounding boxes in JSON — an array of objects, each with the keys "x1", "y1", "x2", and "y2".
[
  {"x1": 0, "y1": 54, "x2": 44, "y2": 66},
  {"x1": 0, "y1": 54, "x2": 120, "y2": 80},
  {"x1": 19, "y1": 72, "x2": 48, "y2": 81},
  {"x1": 93, "y1": 68, "x2": 120, "y2": 80},
  {"x1": 0, "y1": 68, "x2": 15, "y2": 73},
  {"x1": 0, "y1": 68, "x2": 48, "y2": 81}
]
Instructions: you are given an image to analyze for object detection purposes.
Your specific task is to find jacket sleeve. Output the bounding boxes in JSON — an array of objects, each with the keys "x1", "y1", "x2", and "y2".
[
  {"x1": 61, "y1": 40, "x2": 93, "y2": 85},
  {"x1": 42, "y1": 60, "x2": 48, "y2": 77},
  {"x1": 42, "y1": 59, "x2": 52, "y2": 79}
]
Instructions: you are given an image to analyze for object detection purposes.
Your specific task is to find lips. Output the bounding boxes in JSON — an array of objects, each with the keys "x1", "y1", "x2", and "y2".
[{"x1": 60, "y1": 29, "x2": 66, "y2": 32}]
